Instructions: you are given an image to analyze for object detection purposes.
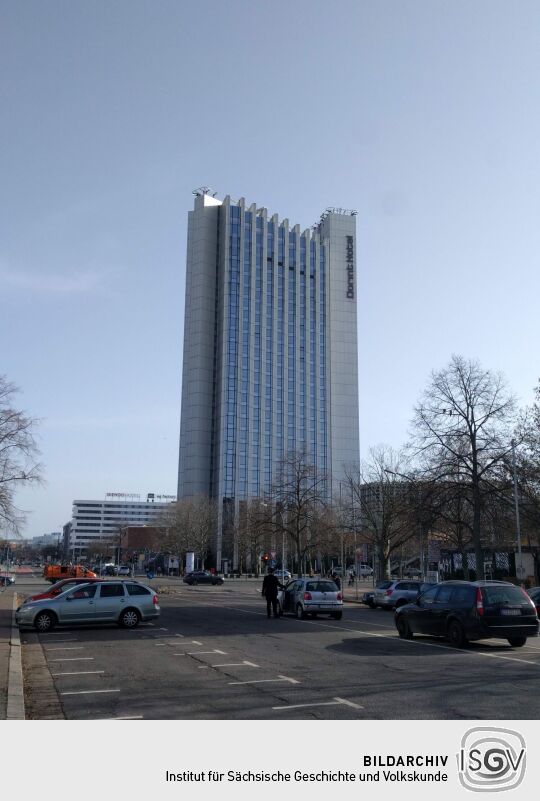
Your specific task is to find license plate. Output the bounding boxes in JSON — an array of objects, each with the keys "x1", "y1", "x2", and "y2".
[{"x1": 501, "y1": 609, "x2": 521, "y2": 616}]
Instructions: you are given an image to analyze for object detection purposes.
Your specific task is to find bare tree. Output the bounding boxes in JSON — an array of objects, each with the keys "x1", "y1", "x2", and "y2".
[
  {"x1": 266, "y1": 450, "x2": 328, "y2": 577},
  {"x1": 0, "y1": 375, "x2": 43, "y2": 533},
  {"x1": 343, "y1": 446, "x2": 422, "y2": 580},
  {"x1": 234, "y1": 498, "x2": 273, "y2": 575},
  {"x1": 409, "y1": 355, "x2": 518, "y2": 579},
  {"x1": 158, "y1": 495, "x2": 217, "y2": 570}
]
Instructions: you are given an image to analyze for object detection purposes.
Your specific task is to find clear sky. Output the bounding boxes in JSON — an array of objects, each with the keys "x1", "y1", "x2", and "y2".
[{"x1": 2, "y1": 1, "x2": 540, "y2": 538}]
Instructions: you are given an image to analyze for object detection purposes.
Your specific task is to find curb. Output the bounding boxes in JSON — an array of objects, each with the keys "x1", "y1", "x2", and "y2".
[{"x1": 6, "y1": 594, "x2": 25, "y2": 720}]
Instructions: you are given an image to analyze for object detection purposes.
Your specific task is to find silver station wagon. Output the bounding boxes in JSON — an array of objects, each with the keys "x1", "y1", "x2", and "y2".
[
  {"x1": 278, "y1": 578, "x2": 343, "y2": 619},
  {"x1": 16, "y1": 580, "x2": 160, "y2": 632}
]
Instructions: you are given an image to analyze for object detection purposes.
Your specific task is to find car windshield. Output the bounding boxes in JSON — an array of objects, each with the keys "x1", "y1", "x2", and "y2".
[{"x1": 483, "y1": 586, "x2": 528, "y2": 605}]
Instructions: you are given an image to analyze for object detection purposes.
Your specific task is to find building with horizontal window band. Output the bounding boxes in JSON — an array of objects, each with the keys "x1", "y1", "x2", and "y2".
[
  {"x1": 177, "y1": 190, "x2": 359, "y2": 570},
  {"x1": 66, "y1": 499, "x2": 173, "y2": 559}
]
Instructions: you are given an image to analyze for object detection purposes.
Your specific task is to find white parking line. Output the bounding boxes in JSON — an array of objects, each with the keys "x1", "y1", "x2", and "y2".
[
  {"x1": 191, "y1": 640, "x2": 203, "y2": 645},
  {"x1": 211, "y1": 661, "x2": 259, "y2": 668},
  {"x1": 41, "y1": 637, "x2": 79, "y2": 642},
  {"x1": 61, "y1": 689, "x2": 120, "y2": 696},
  {"x1": 108, "y1": 715, "x2": 144, "y2": 720},
  {"x1": 174, "y1": 649, "x2": 227, "y2": 656},
  {"x1": 52, "y1": 671, "x2": 105, "y2": 676},
  {"x1": 45, "y1": 647, "x2": 85, "y2": 652},
  {"x1": 272, "y1": 697, "x2": 363, "y2": 711},
  {"x1": 49, "y1": 657, "x2": 94, "y2": 662},
  {"x1": 229, "y1": 675, "x2": 299, "y2": 686},
  {"x1": 334, "y1": 696, "x2": 364, "y2": 709}
]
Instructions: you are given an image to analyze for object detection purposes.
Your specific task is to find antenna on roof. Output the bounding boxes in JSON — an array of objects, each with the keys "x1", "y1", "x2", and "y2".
[{"x1": 192, "y1": 187, "x2": 218, "y2": 197}]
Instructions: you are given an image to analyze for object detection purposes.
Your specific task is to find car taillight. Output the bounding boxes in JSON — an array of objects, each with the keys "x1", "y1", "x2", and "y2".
[
  {"x1": 520, "y1": 588, "x2": 536, "y2": 609},
  {"x1": 304, "y1": 592, "x2": 312, "y2": 601},
  {"x1": 152, "y1": 594, "x2": 159, "y2": 606},
  {"x1": 337, "y1": 592, "x2": 343, "y2": 601},
  {"x1": 385, "y1": 589, "x2": 393, "y2": 596},
  {"x1": 476, "y1": 588, "x2": 484, "y2": 616}
]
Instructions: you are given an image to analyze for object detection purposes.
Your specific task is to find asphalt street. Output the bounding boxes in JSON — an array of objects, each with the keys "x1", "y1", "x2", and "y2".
[{"x1": 16, "y1": 575, "x2": 540, "y2": 720}]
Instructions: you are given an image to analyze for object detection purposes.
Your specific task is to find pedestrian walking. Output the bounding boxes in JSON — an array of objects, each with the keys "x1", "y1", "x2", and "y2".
[
  {"x1": 262, "y1": 567, "x2": 284, "y2": 618},
  {"x1": 348, "y1": 569, "x2": 355, "y2": 587},
  {"x1": 332, "y1": 573, "x2": 341, "y2": 590}
]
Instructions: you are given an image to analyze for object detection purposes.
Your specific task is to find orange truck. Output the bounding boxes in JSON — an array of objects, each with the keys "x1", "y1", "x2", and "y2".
[{"x1": 43, "y1": 564, "x2": 97, "y2": 584}]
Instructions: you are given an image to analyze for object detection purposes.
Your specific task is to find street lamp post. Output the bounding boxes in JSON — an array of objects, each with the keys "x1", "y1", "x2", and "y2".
[{"x1": 511, "y1": 440, "x2": 524, "y2": 583}]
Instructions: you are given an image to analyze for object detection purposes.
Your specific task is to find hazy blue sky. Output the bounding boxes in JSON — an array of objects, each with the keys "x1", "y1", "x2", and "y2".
[{"x1": 2, "y1": 1, "x2": 540, "y2": 537}]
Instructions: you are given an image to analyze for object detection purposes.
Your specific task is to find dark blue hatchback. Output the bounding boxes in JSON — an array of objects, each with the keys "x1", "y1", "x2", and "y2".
[{"x1": 395, "y1": 580, "x2": 539, "y2": 648}]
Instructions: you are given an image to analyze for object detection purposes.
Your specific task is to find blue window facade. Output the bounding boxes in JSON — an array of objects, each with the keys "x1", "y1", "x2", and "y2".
[
  {"x1": 218, "y1": 204, "x2": 329, "y2": 504},
  {"x1": 309, "y1": 239, "x2": 317, "y2": 464},
  {"x1": 238, "y1": 211, "x2": 252, "y2": 496},
  {"x1": 224, "y1": 205, "x2": 241, "y2": 497},
  {"x1": 287, "y1": 231, "x2": 296, "y2": 454},
  {"x1": 251, "y1": 215, "x2": 263, "y2": 495},
  {"x1": 264, "y1": 222, "x2": 274, "y2": 493}
]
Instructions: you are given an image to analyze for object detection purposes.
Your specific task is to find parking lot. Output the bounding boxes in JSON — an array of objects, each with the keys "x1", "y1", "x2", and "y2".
[{"x1": 17, "y1": 575, "x2": 540, "y2": 720}]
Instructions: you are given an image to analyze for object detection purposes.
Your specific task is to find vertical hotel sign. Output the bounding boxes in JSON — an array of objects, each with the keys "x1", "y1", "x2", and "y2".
[{"x1": 346, "y1": 235, "x2": 354, "y2": 299}]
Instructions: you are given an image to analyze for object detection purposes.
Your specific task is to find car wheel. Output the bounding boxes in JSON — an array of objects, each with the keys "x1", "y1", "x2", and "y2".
[
  {"x1": 34, "y1": 611, "x2": 56, "y2": 632},
  {"x1": 296, "y1": 604, "x2": 306, "y2": 619},
  {"x1": 507, "y1": 636, "x2": 527, "y2": 647},
  {"x1": 395, "y1": 600, "x2": 408, "y2": 609},
  {"x1": 192, "y1": 580, "x2": 198, "y2": 586},
  {"x1": 447, "y1": 620, "x2": 467, "y2": 647},
  {"x1": 331, "y1": 612, "x2": 343, "y2": 620},
  {"x1": 396, "y1": 615, "x2": 413, "y2": 639},
  {"x1": 119, "y1": 608, "x2": 140, "y2": 628}
]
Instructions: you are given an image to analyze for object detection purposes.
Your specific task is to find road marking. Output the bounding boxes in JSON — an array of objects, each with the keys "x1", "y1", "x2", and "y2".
[
  {"x1": 52, "y1": 670, "x2": 105, "y2": 676},
  {"x1": 191, "y1": 599, "x2": 540, "y2": 669},
  {"x1": 211, "y1": 661, "x2": 259, "y2": 668},
  {"x1": 198, "y1": 665, "x2": 209, "y2": 669},
  {"x1": 174, "y1": 649, "x2": 228, "y2": 656},
  {"x1": 45, "y1": 647, "x2": 85, "y2": 652},
  {"x1": 272, "y1": 697, "x2": 363, "y2": 711},
  {"x1": 107, "y1": 715, "x2": 144, "y2": 720},
  {"x1": 49, "y1": 657, "x2": 94, "y2": 662},
  {"x1": 60, "y1": 689, "x2": 121, "y2": 696},
  {"x1": 228, "y1": 675, "x2": 299, "y2": 686},
  {"x1": 41, "y1": 637, "x2": 79, "y2": 642},
  {"x1": 334, "y1": 696, "x2": 364, "y2": 709},
  {"x1": 191, "y1": 640, "x2": 203, "y2": 645},
  {"x1": 154, "y1": 643, "x2": 166, "y2": 646}
]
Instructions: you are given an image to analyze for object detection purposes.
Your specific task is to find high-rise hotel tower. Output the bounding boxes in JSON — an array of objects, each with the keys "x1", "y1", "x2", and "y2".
[{"x1": 178, "y1": 189, "x2": 359, "y2": 568}]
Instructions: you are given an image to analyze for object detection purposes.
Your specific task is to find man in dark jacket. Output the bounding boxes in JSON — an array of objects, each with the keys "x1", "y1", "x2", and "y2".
[{"x1": 262, "y1": 568, "x2": 285, "y2": 618}]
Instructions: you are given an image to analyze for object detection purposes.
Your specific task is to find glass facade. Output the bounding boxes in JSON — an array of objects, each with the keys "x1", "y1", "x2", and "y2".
[
  {"x1": 224, "y1": 205, "x2": 241, "y2": 497},
  {"x1": 220, "y1": 202, "x2": 328, "y2": 501}
]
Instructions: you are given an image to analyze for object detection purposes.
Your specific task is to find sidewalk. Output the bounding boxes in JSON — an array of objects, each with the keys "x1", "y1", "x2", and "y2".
[{"x1": 0, "y1": 586, "x2": 14, "y2": 719}]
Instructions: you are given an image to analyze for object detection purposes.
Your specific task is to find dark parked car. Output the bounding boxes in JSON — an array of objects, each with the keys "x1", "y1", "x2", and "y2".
[
  {"x1": 527, "y1": 586, "x2": 540, "y2": 616},
  {"x1": 183, "y1": 570, "x2": 224, "y2": 586},
  {"x1": 395, "y1": 580, "x2": 539, "y2": 647}
]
